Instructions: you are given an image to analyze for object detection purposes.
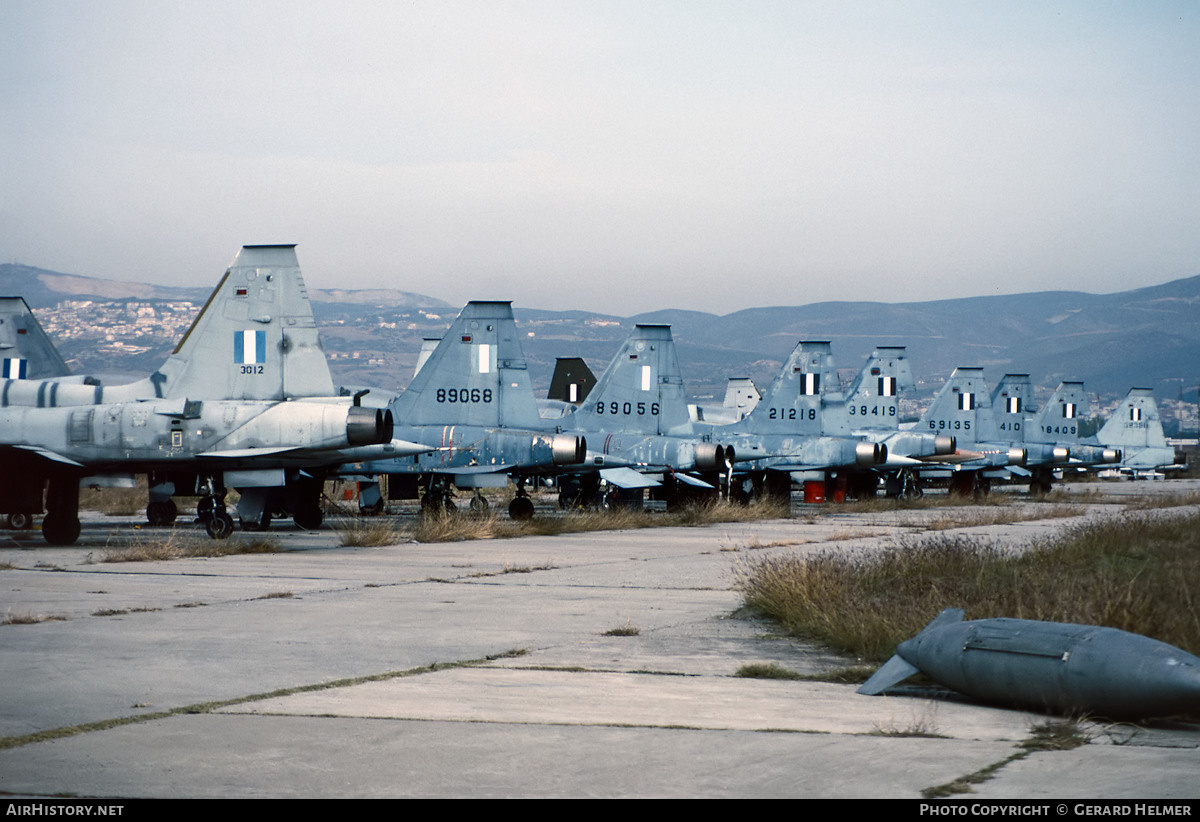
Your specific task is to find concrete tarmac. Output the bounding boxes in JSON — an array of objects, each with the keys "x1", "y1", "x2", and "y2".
[{"x1": 1, "y1": 482, "x2": 1198, "y2": 798}]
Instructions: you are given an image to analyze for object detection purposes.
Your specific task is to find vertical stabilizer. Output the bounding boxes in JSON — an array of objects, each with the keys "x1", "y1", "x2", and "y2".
[
  {"x1": 1030, "y1": 381, "x2": 1091, "y2": 444},
  {"x1": 548, "y1": 357, "x2": 597, "y2": 405},
  {"x1": 1097, "y1": 388, "x2": 1175, "y2": 470},
  {"x1": 722, "y1": 377, "x2": 761, "y2": 420},
  {"x1": 844, "y1": 345, "x2": 910, "y2": 431},
  {"x1": 744, "y1": 340, "x2": 843, "y2": 436},
  {"x1": 154, "y1": 244, "x2": 334, "y2": 401},
  {"x1": 391, "y1": 301, "x2": 543, "y2": 429},
  {"x1": 991, "y1": 374, "x2": 1033, "y2": 441},
  {"x1": 1098, "y1": 389, "x2": 1168, "y2": 449},
  {"x1": 0, "y1": 297, "x2": 71, "y2": 380},
  {"x1": 572, "y1": 324, "x2": 691, "y2": 436},
  {"x1": 919, "y1": 368, "x2": 999, "y2": 444}
]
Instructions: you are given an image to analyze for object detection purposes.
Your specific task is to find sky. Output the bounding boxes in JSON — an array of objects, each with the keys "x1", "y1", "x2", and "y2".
[{"x1": 2, "y1": 1, "x2": 1198, "y2": 315}]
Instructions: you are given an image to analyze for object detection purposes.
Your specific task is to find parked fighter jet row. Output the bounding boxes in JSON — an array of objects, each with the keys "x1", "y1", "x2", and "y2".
[{"x1": 0, "y1": 245, "x2": 1183, "y2": 545}]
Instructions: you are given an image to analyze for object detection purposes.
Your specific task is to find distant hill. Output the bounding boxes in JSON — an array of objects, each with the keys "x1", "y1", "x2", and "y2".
[{"x1": 3, "y1": 262, "x2": 1198, "y2": 410}]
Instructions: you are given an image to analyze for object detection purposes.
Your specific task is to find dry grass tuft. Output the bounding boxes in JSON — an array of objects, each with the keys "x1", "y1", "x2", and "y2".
[
  {"x1": 734, "y1": 663, "x2": 802, "y2": 680},
  {"x1": 101, "y1": 532, "x2": 280, "y2": 562},
  {"x1": 335, "y1": 519, "x2": 402, "y2": 547},
  {"x1": 4, "y1": 611, "x2": 68, "y2": 625},
  {"x1": 735, "y1": 510, "x2": 1200, "y2": 661},
  {"x1": 405, "y1": 497, "x2": 791, "y2": 543},
  {"x1": 926, "y1": 504, "x2": 1079, "y2": 531}
]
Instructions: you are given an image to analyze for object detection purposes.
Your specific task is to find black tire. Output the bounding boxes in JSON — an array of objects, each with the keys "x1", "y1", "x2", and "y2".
[
  {"x1": 469, "y1": 495, "x2": 490, "y2": 514},
  {"x1": 42, "y1": 515, "x2": 81, "y2": 546},
  {"x1": 7, "y1": 512, "x2": 33, "y2": 530},
  {"x1": 206, "y1": 512, "x2": 235, "y2": 540},
  {"x1": 508, "y1": 496, "x2": 535, "y2": 521},
  {"x1": 147, "y1": 500, "x2": 178, "y2": 526}
]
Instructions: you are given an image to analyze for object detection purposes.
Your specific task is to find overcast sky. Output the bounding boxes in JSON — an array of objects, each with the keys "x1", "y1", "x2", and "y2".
[{"x1": 2, "y1": 1, "x2": 1197, "y2": 315}]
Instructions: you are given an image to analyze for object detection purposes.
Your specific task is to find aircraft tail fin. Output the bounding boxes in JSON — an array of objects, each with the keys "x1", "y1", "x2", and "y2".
[
  {"x1": 744, "y1": 340, "x2": 845, "y2": 436},
  {"x1": 153, "y1": 245, "x2": 335, "y2": 401},
  {"x1": 571, "y1": 324, "x2": 692, "y2": 435},
  {"x1": 918, "y1": 368, "x2": 999, "y2": 445},
  {"x1": 547, "y1": 357, "x2": 596, "y2": 405},
  {"x1": 0, "y1": 297, "x2": 71, "y2": 380},
  {"x1": 391, "y1": 301, "x2": 543, "y2": 429},
  {"x1": 1097, "y1": 388, "x2": 1170, "y2": 451},
  {"x1": 991, "y1": 373, "x2": 1032, "y2": 441},
  {"x1": 844, "y1": 345, "x2": 910, "y2": 431},
  {"x1": 1030, "y1": 381, "x2": 1092, "y2": 444}
]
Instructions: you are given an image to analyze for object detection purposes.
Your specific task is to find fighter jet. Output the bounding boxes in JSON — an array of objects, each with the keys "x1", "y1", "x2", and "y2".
[
  {"x1": 836, "y1": 345, "x2": 960, "y2": 497},
  {"x1": 553, "y1": 323, "x2": 741, "y2": 507},
  {"x1": 0, "y1": 245, "x2": 427, "y2": 543},
  {"x1": 1095, "y1": 388, "x2": 1180, "y2": 477},
  {"x1": 559, "y1": 331, "x2": 892, "y2": 507},
  {"x1": 916, "y1": 368, "x2": 1029, "y2": 495},
  {"x1": 338, "y1": 301, "x2": 587, "y2": 519},
  {"x1": 858, "y1": 608, "x2": 1200, "y2": 719},
  {"x1": 991, "y1": 376, "x2": 1121, "y2": 493}
]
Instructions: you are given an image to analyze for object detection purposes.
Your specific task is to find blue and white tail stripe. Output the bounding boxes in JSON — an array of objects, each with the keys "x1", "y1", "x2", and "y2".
[
  {"x1": 233, "y1": 330, "x2": 267, "y2": 365},
  {"x1": 2, "y1": 358, "x2": 27, "y2": 379}
]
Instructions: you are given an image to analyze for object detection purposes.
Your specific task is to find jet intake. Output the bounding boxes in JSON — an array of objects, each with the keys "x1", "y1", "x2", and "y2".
[
  {"x1": 550, "y1": 434, "x2": 587, "y2": 465},
  {"x1": 346, "y1": 406, "x2": 394, "y2": 446},
  {"x1": 934, "y1": 436, "x2": 956, "y2": 456}
]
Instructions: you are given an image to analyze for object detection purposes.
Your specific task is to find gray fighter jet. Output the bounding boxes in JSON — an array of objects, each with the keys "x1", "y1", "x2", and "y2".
[
  {"x1": 858, "y1": 608, "x2": 1200, "y2": 719},
  {"x1": 0, "y1": 245, "x2": 427, "y2": 543},
  {"x1": 338, "y1": 301, "x2": 587, "y2": 519},
  {"x1": 916, "y1": 367, "x2": 1029, "y2": 495},
  {"x1": 1096, "y1": 388, "x2": 1180, "y2": 477},
  {"x1": 991, "y1": 376, "x2": 1121, "y2": 493}
]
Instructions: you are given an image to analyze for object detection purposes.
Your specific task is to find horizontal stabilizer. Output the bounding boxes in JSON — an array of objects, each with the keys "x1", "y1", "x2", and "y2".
[
  {"x1": 599, "y1": 467, "x2": 662, "y2": 489},
  {"x1": 14, "y1": 445, "x2": 85, "y2": 467},
  {"x1": 671, "y1": 471, "x2": 713, "y2": 489}
]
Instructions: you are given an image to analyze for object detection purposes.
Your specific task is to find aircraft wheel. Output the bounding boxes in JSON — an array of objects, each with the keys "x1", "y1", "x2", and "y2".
[
  {"x1": 508, "y1": 496, "x2": 535, "y2": 521},
  {"x1": 147, "y1": 500, "x2": 178, "y2": 526},
  {"x1": 206, "y1": 511, "x2": 235, "y2": 540},
  {"x1": 42, "y1": 515, "x2": 81, "y2": 546},
  {"x1": 293, "y1": 507, "x2": 323, "y2": 530},
  {"x1": 7, "y1": 512, "x2": 33, "y2": 530},
  {"x1": 469, "y1": 495, "x2": 489, "y2": 514}
]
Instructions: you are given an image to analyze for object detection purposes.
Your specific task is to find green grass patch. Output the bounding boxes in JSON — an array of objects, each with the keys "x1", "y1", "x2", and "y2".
[{"x1": 735, "y1": 510, "x2": 1200, "y2": 661}]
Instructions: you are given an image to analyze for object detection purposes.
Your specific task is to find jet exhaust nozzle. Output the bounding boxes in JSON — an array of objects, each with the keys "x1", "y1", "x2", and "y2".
[
  {"x1": 934, "y1": 435, "x2": 956, "y2": 456},
  {"x1": 1102, "y1": 448, "x2": 1121, "y2": 464},
  {"x1": 1052, "y1": 446, "x2": 1070, "y2": 463},
  {"x1": 855, "y1": 441, "x2": 886, "y2": 466},
  {"x1": 1006, "y1": 447, "x2": 1027, "y2": 466},
  {"x1": 347, "y1": 406, "x2": 394, "y2": 446},
  {"x1": 693, "y1": 443, "x2": 732, "y2": 472},
  {"x1": 550, "y1": 434, "x2": 587, "y2": 465}
]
